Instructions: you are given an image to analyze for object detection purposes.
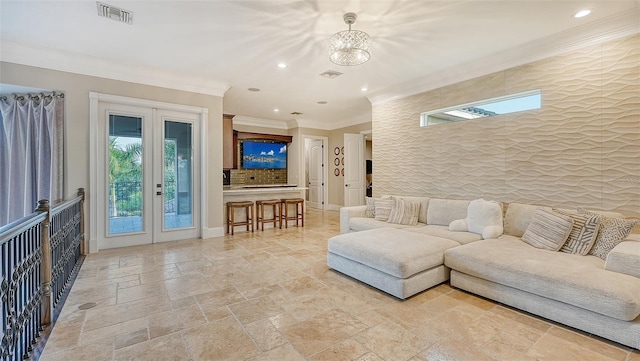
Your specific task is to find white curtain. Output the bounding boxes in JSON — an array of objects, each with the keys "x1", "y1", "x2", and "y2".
[{"x1": 0, "y1": 93, "x2": 64, "y2": 226}]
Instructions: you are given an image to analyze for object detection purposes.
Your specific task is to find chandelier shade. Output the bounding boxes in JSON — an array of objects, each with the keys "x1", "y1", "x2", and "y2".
[{"x1": 329, "y1": 13, "x2": 371, "y2": 66}]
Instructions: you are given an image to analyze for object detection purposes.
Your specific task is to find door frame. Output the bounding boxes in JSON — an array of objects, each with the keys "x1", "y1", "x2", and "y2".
[
  {"x1": 89, "y1": 92, "x2": 208, "y2": 253},
  {"x1": 302, "y1": 135, "x2": 328, "y2": 210}
]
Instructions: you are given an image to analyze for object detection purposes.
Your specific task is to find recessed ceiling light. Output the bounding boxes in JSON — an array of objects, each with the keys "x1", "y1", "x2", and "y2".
[
  {"x1": 277, "y1": 63, "x2": 287, "y2": 69},
  {"x1": 317, "y1": 101, "x2": 328, "y2": 105},
  {"x1": 248, "y1": 88, "x2": 261, "y2": 92},
  {"x1": 361, "y1": 87, "x2": 368, "y2": 92},
  {"x1": 574, "y1": 9, "x2": 591, "y2": 18},
  {"x1": 274, "y1": 108, "x2": 279, "y2": 112}
]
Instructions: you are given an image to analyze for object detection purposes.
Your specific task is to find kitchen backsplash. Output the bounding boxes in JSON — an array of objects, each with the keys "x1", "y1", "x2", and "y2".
[{"x1": 229, "y1": 169, "x2": 288, "y2": 186}]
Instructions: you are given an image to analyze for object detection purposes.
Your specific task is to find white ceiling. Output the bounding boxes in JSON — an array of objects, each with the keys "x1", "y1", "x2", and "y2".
[{"x1": 1, "y1": 1, "x2": 639, "y2": 129}]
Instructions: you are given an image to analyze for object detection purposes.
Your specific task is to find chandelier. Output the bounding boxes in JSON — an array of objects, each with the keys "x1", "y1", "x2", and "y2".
[{"x1": 329, "y1": 12, "x2": 372, "y2": 66}]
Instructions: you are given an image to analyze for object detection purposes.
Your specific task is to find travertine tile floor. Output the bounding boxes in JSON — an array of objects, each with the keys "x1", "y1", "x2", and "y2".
[{"x1": 40, "y1": 209, "x2": 639, "y2": 361}]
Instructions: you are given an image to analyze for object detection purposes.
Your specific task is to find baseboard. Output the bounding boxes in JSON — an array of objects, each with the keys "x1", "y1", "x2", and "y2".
[{"x1": 202, "y1": 226, "x2": 225, "y2": 239}]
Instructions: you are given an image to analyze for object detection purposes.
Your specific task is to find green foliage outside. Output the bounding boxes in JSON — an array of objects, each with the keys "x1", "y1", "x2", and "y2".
[{"x1": 108, "y1": 137, "x2": 177, "y2": 217}]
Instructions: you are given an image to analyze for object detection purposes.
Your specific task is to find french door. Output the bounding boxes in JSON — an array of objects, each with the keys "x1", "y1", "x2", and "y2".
[{"x1": 95, "y1": 102, "x2": 200, "y2": 249}]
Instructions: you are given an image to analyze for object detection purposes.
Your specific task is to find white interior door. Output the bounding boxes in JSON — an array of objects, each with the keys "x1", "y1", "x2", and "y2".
[
  {"x1": 96, "y1": 103, "x2": 200, "y2": 249},
  {"x1": 307, "y1": 138, "x2": 324, "y2": 209},
  {"x1": 344, "y1": 133, "x2": 365, "y2": 207}
]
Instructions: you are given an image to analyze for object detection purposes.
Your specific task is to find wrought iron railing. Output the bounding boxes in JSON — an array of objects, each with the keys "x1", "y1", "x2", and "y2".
[
  {"x1": 0, "y1": 188, "x2": 85, "y2": 361},
  {"x1": 108, "y1": 180, "x2": 176, "y2": 216}
]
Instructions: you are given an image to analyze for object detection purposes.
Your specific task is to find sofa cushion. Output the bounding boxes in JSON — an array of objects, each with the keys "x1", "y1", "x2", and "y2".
[
  {"x1": 387, "y1": 198, "x2": 420, "y2": 226},
  {"x1": 403, "y1": 225, "x2": 483, "y2": 245},
  {"x1": 390, "y1": 196, "x2": 429, "y2": 224},
  {"x1": 605, "y1": 241, "x2": 640, "y2": 278},
  {"x1": 328, "y1": 228, "x2": 460, "y2": 279},
  {"x1": 553, "y1": 209, "x2": 601, "y2": 255},
  {"x1": 521, "y1": 209, "x2": 573, "y2": 251},
  {"x1": 349, "y1": 217, "x2": 425, "y2": 232},
  {"x1": 504, "y1": 203, "x2": 554, "y2": 237},
  {"x1": 444, "y1": 239, "x2": 640, "y2": 321},
  {"x1": 427, "y1": 198, "x2": 469, "y2": 226}
]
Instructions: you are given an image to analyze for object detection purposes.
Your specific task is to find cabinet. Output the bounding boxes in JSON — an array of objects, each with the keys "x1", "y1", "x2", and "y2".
[{"x1": 223, "y1": 114, "x2": 237, "y2": 169}]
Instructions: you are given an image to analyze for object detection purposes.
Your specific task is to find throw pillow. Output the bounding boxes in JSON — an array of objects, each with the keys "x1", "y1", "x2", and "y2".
[
  {"x1": 448, "y1": 219, "x2": 468, "y2": 232},
  {"x1": 467, "y1": 199, "x2": 504, "y2": 239},
  {"x1": 553, "y1": 209, "x2": 601, "y2": 255},
  {"x1": 578, "y1": 208, "x2": 638, "y2": 260},
  {"x1": 521, "y1": 209, "x2": 574, "y2": 251},
  {"x1": 365, "y1": 197, "x2": 376, "y2": 218},
  {"x1": 387, "y1": 198, "x2": 420, "y2": 226},
  {"x1": 374, "y1": 199, "x2": 394, "y2": 222}
]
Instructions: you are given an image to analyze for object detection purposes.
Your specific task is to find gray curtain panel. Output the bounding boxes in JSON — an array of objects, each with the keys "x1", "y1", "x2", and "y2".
[{"x1": 0, "y1": 93, "x2": 64, "y2": 226}]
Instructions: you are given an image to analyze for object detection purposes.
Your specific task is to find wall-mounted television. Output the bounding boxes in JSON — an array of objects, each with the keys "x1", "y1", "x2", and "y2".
[{"x1": 242, "y1": 141, "x2": 287, "y2": 169}]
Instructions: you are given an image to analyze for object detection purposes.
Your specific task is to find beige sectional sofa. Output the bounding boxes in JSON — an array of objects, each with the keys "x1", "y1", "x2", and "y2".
[{"x1": 331, "y1": 196, "x2": 640, "y2": 349}]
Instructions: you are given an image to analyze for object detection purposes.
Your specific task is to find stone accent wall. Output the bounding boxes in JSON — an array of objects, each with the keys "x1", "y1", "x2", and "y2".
[{"x1": 372, "y1": 35, "x2": 640, "y2": 218}]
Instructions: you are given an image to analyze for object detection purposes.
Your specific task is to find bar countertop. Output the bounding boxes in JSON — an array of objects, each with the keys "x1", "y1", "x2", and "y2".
[{"x1": 222, "y1": 185, "x2": 307, "y2": 195}]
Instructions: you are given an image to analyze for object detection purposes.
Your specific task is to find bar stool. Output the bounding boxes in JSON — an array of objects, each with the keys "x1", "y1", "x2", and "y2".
[
  {"x1": 226, "y1": 201, "x2": 254, "y2": 235},
  {"x1": 280, "y1": 198, "x2": 304, "y2": 228},
  {"x1": 256, "y1": 199, "x2": 281, "y2": 231}
]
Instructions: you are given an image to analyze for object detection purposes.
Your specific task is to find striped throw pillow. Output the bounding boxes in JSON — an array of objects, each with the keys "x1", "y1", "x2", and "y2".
[
  {"x1": 374, "y1": 199, "x2": 394, "y2": 222},
  {"x1": 554, "y1": 209, "x2": 601, "y2": 255},
  {"x1": 578, "y1": 208, "x2": 638, "y2": 260},
  {"x1": 521, "y1": 209, "x2": 574, "y2": 251},
  {"x1": 387, "y1": 198, "x2": 420, "y2": 226}
]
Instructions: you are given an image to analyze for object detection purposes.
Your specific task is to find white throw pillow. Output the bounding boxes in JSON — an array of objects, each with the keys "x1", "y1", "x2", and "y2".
[
  {"x1": 449, "y1": 198, "x2": 504, "y2": 239},
  {"x1": 374, "y1": 199, "x2": 394, "y2": 222},
  {"x1": 365, "y1": 197, "x2": 376, "y2": 218},
  {"x1": 448, "y1": 219, "x2": 468, "y2": 232}
]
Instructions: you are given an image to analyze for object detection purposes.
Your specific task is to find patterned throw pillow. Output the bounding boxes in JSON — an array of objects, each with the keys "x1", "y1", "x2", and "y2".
[
  {"x1": 365, "y1": 197, "x2": 376, "y2": 218},
  {"x1": 578, "y1": 208, "x2": 638, "y2": 260},
  {"x1": 387, "y1": 198, "x2": 420, "y2": 226},
  {"x1": 374, "y1": 199, "x2": 394, "y2": 222},
  {"x1": 553, "y1": 209, "x2": 601, "y2": 255},
  {"x1": 521, "y1": 209, "x2": 574, "y2": 251}
]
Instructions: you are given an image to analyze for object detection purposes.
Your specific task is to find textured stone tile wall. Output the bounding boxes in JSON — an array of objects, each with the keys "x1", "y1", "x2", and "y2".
[{"x1": 373, "y1": 35, "x2": 639, "y2": 217}]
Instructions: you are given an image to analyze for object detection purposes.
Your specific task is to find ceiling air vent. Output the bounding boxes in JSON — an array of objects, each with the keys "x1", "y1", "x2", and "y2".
[
  {"x1": 97, "y1": 2, "x2": 133, "y2": 24},
  {"x1": 319, "y1": 70, "x2": 343, "y2": 79},
  {"x1": 290, "y1": 112, "x2": 303, "y2": 115}
]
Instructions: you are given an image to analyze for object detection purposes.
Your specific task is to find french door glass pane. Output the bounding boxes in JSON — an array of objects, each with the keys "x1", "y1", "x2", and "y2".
[
  {"x1": 108, "y1": 115, "x2": 143, "y2": 234},
  {"x1": 164, "y1": 121, "x2": 193, "y2": 229}
]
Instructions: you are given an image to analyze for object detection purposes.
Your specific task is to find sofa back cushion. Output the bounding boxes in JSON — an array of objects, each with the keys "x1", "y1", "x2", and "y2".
[
  {"x1": 427, "y1": 198, "x2": 469, "y2": 226},
  {"x1": 390, "y1": 196, "x2": 429, "y2": 224},
  {"x1": 504, "y1": 202, "x2": 551, "y2": 237}
]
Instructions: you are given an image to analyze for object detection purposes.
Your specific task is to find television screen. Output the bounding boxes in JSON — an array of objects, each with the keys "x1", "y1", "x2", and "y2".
[{"x1": 242, "y1": 141, "x2": 287, "y2": 169}]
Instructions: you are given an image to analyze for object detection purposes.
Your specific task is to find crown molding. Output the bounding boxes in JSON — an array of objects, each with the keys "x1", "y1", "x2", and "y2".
[
  {"x1": 0, "y1": 40, "x2": 231, "y2": 97},
  {"x1": 368, "y1": 9, "x2": 640, "y2": 106},
  {"x1": 232, "y1": 115, "x2": 289, "y2": 130},
  {"x1": 294, "y1": 110, "x2": 372, "y2": 131}
]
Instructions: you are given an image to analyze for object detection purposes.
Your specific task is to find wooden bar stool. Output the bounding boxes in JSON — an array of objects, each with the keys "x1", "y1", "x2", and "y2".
[
  {"x1": 226, "y1": 201, "x2": 254, "y2": 235},
  {"x1": 280, "y1": 198, "x2": 304, "y2": 228},
  {"x1": 256, "y1": 199, "x2": 281, "y2": 231}
]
